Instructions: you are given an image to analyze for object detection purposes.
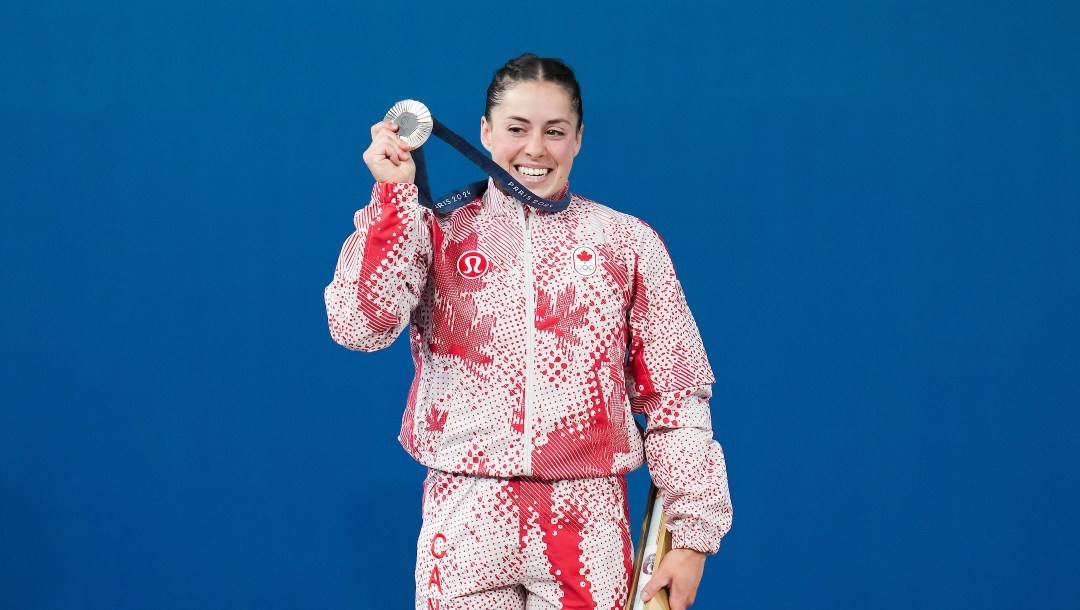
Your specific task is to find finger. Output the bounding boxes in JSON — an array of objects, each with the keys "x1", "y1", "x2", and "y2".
[
  {"x1": 665, "y1": 571, "x2": 700, "y2": 610},
  {"x1": 370, "y1": 136, "x2": 411, "y2": 165},
  {"x1": 363, "y1": 146, "x2": 400, "y2": 169},
  {"x1": 372, "y1": 129, "x2": 413, "y2": 157},
  {"x1": 640, "y1": 573, "x2": 671, "y2": 602},
  {"x1": 668, "y1": 588, "x2": 694, "y2": 610},
  {"x1": 370, "y1": 127, "x2": 403, "y2": 149},
  {"x1": 394, "y1": 134, "x2": 414, "y2": 153},
  {"x1": 362, "y1": 139, "x2": 394, "y2": 164},
  {"x1": 375, "y1": 121, "x2": 412, "y2": 149},
  {"x1": 370, "y1": 119, "x2": 398, "y2": 139},
  {"x1": 385, "y1": 139, "x2": 412, "y2": 163}
]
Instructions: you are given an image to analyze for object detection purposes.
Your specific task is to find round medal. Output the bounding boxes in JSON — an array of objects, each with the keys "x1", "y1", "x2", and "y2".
[{"x1": 384, "y1": 99, "x2": 433, "y2": 149}]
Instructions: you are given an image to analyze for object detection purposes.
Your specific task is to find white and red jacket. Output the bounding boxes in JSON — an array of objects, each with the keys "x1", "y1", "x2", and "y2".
[{"x1": 325, "y1": 180, "x2": 732, "y2": 553}]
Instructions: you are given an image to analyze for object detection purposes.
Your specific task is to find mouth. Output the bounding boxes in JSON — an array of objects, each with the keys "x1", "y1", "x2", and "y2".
[{"x1": 515, "y1": 165, "x2": 551, "y2": 182}]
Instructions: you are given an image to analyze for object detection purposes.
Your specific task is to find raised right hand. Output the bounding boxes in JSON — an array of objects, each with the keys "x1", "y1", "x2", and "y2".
[{"x1": 363, "y1": 119, "x2": 416, "y2": 184}]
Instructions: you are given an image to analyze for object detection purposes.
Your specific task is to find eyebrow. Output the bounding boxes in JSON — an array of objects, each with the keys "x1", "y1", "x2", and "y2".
[{"x1": 504, "y1": 115, "x2": 573, "y2": 126}]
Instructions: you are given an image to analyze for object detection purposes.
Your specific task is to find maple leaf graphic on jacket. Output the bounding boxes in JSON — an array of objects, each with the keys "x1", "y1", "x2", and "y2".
[
  {"x1": 535, "y1": 286, "x2": 589, "y2": 350},
  {"x1": 425, "y1": 406, "x2": 448, "y2": 432},
  {"x1": 576, "y1": 249, "x2": 593, "y2": 262}
]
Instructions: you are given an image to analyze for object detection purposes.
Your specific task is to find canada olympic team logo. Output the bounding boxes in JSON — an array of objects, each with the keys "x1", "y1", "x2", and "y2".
[
  {"x1": 457, "y1": 250, "x2": 489, "y2": 279},
  {"x1": 573, "y1": 246, "x2": 597, "y2": 277}
]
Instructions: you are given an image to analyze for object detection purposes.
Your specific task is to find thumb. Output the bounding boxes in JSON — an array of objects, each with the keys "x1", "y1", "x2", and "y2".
[{"x1": 640, "y1": 572, "x2": 671, "y2": 602}]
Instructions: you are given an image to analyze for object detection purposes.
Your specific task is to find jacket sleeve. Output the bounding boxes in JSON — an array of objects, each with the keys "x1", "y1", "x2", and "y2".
[
  {"x1": 625, "y1": 221, "x2": 733, "y2": 554},
  {"x1": 324, "y1": 182, "x2": 432, "y2": 351}
]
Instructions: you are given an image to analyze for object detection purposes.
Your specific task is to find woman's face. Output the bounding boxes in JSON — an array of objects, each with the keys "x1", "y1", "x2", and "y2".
[{"x1": 480, "y1": 80, "x2": 583, "y2": 200}]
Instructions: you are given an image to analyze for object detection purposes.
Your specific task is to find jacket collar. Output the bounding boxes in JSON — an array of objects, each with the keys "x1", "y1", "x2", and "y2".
[{"x1": 480, "y1": 177, "x2": 572, "y2": 216}]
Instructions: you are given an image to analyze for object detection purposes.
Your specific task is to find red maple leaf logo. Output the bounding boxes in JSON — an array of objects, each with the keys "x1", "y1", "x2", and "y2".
[
  {"x1": 576, "y1": 249, "x2": 593, "y2": 262},
  {"x1": 425, "y1": 406, "x2": 448, "y2": 432}
]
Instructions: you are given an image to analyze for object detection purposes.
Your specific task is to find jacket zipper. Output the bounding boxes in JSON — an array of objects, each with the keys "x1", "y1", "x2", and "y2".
[{"x1": 518, "y1": 205, "x2": 536, "y2": 476}]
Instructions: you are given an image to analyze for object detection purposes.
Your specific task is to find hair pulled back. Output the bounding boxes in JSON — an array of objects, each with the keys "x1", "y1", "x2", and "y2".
[{"x1": 485, "y1": 53, "x2": 583, "y2": 129}]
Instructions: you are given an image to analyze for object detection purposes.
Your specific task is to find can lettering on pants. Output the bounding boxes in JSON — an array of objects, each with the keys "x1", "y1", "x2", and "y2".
[{"x1": 426, "y1": 532, "x2": 447, "y2": 609}]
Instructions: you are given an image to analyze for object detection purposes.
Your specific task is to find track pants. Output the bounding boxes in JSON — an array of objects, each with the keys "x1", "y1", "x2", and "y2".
[{"x1": 416, "y1": 470, "x2": 633, "y2": 610}]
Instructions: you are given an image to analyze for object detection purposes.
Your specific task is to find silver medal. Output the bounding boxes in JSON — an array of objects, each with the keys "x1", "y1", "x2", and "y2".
[{"x1": 384, "y1": 99, "x2": 433, "y2": 149}]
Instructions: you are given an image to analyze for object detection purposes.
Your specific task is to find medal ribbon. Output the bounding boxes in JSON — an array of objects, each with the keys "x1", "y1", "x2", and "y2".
[{"x1": 410, "y1": 117, "x2": 572, "y2": 213}]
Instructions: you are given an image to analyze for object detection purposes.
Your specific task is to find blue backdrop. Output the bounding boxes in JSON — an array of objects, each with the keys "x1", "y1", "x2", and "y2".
[{"x1": 2, "y1": 1, "x2": 1078, "y2": 608}]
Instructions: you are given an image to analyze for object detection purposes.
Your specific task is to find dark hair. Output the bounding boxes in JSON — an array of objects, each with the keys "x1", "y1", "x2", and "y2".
[{"x1": 484, "y1": 53, "x2": 583, "y2": 129}]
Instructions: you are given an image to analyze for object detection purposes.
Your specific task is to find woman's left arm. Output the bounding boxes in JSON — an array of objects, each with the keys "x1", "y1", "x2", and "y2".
[{"x1": 625, "y1": 221, "x2": 733, "y2": 604}]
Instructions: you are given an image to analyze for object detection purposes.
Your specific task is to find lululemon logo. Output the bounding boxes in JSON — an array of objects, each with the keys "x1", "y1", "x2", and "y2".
[
  {"x1": 457, "y1": 250, "x2": 489, "y2": 279},
  {"x1": 573, "y1": 246, "x2": 597, "y2": 277}
]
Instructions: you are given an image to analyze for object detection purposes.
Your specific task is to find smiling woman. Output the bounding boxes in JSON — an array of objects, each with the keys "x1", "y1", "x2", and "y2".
[
  {"x1": 479, "y1": 55, "x2": 584, "y2": 201},
  {"x1": 325, "y1": 53, "x2": 733, "y2": 610}
]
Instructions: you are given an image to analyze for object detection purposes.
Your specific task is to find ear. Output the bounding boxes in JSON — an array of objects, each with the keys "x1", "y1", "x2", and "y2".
[
  {"x1": 573, "y1": 123, "x2": 583, "y2": 157},
  {"x1": 480, "y1": 116, "x2": 493, "y2": 152}
]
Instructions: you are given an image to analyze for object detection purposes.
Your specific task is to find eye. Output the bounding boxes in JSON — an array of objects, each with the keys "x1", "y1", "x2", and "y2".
[
  {"x1": 508, "y1": 126, "x2": 525, "y2": 135},
  {"x1": 546, "y1": 129, "x2": 566, "y2": 137}
]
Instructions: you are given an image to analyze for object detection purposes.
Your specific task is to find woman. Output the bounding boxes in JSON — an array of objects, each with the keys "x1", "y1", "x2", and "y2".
[{"x1": 325, "y1": 53, "x2": 732, "y2": 610}]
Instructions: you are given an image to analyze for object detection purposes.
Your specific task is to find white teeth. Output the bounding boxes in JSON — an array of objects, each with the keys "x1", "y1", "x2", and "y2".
[{"x1": 517, "y1": 166, "x2": 550, "y2": 177}]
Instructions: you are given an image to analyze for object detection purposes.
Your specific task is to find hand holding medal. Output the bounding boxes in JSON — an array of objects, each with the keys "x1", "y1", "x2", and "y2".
[{"x1": 362, "y1": 100, "x2": 433, "y2": 185}]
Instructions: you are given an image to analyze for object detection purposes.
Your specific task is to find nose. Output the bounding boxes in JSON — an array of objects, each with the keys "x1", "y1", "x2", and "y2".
[{"x1": 524, "y1": 130, "x2": 545, "y2": 158}]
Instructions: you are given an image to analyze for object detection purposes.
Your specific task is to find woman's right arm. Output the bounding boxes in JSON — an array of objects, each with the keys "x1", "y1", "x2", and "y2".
[{"x1": 323, "y1": 121, "x2": 433, "y2": 351}]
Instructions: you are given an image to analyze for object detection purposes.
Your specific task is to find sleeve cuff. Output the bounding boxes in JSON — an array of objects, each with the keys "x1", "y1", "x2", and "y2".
[
  {"x1": 668, "y1": 517, "x2": 725, "y2": 555},
  {"x1": 374, "y1": 182, "x2": 419, "y2": 205}
]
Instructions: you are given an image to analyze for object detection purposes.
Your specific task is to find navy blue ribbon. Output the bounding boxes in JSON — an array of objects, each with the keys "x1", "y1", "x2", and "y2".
[{"x1": 411, "y1": 117, "x2": 572, "y2": 214}]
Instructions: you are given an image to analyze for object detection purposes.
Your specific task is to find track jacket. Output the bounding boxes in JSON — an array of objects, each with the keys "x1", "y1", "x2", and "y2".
[{"x1": 325, "y1": 179, "x2": 732, "y2": 553}]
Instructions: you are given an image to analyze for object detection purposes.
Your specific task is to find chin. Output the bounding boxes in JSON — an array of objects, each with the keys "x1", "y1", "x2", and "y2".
[{"x1": 526, "y1": 177, "x2": 564, "y2": 200}]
